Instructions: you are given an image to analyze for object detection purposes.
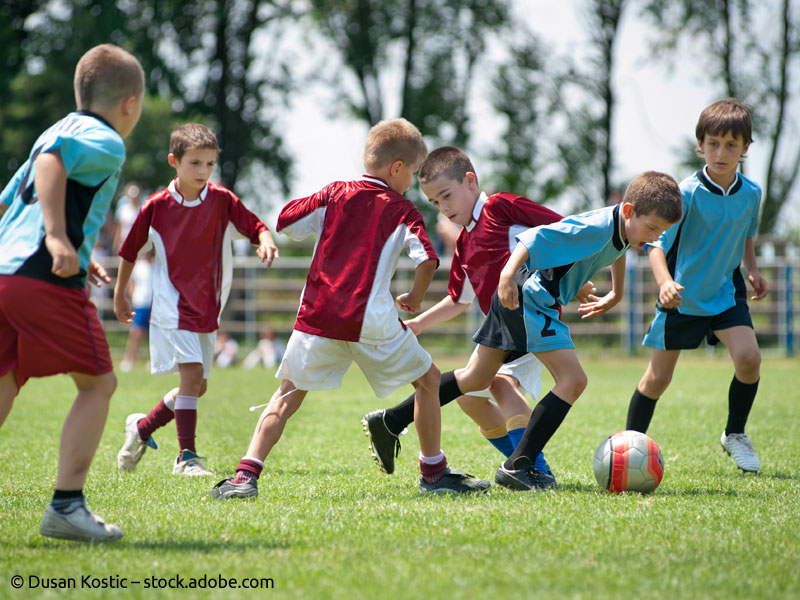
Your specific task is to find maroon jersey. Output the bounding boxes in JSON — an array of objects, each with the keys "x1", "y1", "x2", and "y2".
[{"x1": 277, "y1": 175, "x2": 438, "y2": 343}]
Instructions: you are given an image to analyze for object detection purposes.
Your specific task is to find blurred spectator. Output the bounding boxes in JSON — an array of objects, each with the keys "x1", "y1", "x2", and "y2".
[
  {"x1": 113, "y1": 182, "x2": 142, "y2": 252},
  {"x1": 214, "y1": 331, "x2": 240, "y2": 368},
  {"x1": 243, "y1": 326, "x2": 285, "y2": 369},
  {"x1": 119, "y1": 250, "x2": 154, "y2": 372}
]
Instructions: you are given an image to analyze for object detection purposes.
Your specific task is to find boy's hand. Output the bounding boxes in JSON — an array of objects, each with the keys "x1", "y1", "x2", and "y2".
[
  {"x1": 404, "y1": 317, "x2": 423, "y2": 335},
  {"x1": 396, "y1": 293, "x2": 421, "y2": 314},
  {"x1": 576, "y1": 280, "x2": 596, "y2": 303},
  {"x1": 577, "y1": 290, "x2": 620, "y2": 319},
  {"x1": 87, "y1": 259, "x2": 111, "y2": 288},
  {"x1": 45, "y1": 234, "x2": 79, "y2": 278},
  {"x1": 658, "y1": 280, "x2": 684, "y2": 308},
  {"x1": 498, "y1": 271, "x2": 519, "y2": 310},
  {"x1": 748, "y1": 271, "x2": 768, "y2": 300},
  {"x1": 113, "y1": 294, "x2": 134, "y2": 324},
  {"x1": 256, "y1": 241, "x2": 279, "y2": 267}
]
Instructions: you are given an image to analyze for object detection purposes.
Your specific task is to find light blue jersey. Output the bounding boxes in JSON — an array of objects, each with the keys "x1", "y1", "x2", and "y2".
[
  {"x1": 648, "y1": 168, "x2": 760, "y2": 316},
  {"x1": 0, "y1": 111, "x2": 125, "y2": 288},
  {"x1": 515, "y1": 204, "x2": 629, "y2": 351}
]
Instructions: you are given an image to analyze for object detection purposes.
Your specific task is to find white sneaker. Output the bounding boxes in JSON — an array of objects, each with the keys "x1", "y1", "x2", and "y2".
[
  {"x1": 40, "y1": 501, "x2": 123, "y2": 542},
  {"x1": 117, "y1": 413, "x2": 157, "y2": 472},
  {"x1": 173, "y1": 450, "x2": 214, "y2": 476},
  {"x1": 720, "y1": 431, "x2": 761, "y2": 472}
]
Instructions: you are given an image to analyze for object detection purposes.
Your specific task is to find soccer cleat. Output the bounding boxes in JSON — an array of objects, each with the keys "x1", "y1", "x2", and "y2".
[
  {"x1": 210, "y1": 477, "x2": 259, "y2": 499},
  {"x1": 720, "y1": 431, "x2": 760, "y2": 473},
  {"x1": 117, "y1": 413, "x2": 157, "y2": 472},
  {"x1": 495, "y1": 459, "x2": 558, "y2": 491},
  {"x1": 173, "y1": 449, "x2": 214, "y2": 476},
  {"x1": 39, "y1": 501, "x2": 123, "y2": 542},
  {"x1": 361, "y1": 409, "x2": 402, "y2": 474},
  {"x1": 419, "y1": 468, "x2": 491, "y2": 495}
]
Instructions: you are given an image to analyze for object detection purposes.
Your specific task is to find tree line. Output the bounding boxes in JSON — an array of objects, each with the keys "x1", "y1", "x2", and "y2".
[{"x1": 1, "y1": 0, "x2": 798, "y2": 234}]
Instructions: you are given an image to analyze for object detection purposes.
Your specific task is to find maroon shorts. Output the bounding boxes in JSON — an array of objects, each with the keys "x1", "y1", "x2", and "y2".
[{"x1": 0, "y1": 275, "x2": 113, "y2": 389}]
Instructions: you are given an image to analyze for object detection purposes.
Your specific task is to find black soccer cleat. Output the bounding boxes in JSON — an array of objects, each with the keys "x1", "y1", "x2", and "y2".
[
  {"x1": 361, "y1": 409, "x2": 402, "y2": 474},
  {"x1": 495, "y1": 459, "x2": 558, "y2": 491},
  {"x1": 210, "y1": 477, "x2": 258, "y2": 500},
  {"x1": 419, "y1": 468, "x2": 492, "y2": 495}
]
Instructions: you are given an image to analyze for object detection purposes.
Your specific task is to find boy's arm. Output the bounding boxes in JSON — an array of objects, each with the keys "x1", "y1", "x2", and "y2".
[
  {"x1": 113, "y1": 258, "x2": 136, "y2": 324},
  {"x1": 396, "y1": 258, "x2": 437, "y2": 314},
  {"x1": 498, "y1": 242, "x2": 530, "y2": 310},
  {"x1": 579, "y1": 256, "x2": 625, "y2": 319},
  {"x1": 255, "y1": 229, "x2": 279, "y2": 267},
  {"x1": 405, "y1": 295, "x2": 470, "y2": 335},
  {"x1": 35, "y1": 152, "x2": 79, "y2": 278},
  {"x1": 743, "y1": 237, "x2": 768, "y2": 300},
  {"x1": 648, "y1": 246, "x2": 684, "y2": 308}
]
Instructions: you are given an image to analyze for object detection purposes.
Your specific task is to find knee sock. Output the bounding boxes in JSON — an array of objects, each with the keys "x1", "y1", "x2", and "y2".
[
  {"x1": 383, "y1": 371, "x2": 462, "y2": 435},
  {"x1": 233, "y1": 457, "x2": 264, "y2": 483},
  {"x1": 626, "y1": 388, "x2": 659, "y2": 433},
  {"x1": 504, "y1": 391, "x2": 571, "y2": 470},
  {"x1": 51, "y1": 489, "x2": 84, "y2": 512},
  {"x1": 174, "y1": 395, "x2": 198, "y2": 454},
  {"x1": 137, "y1": 388, "x2": 179, "y2": 440},
  {"x1": 419, "y1": 451, "x2": 448, "y2": 484},
  {"x1": 479, "y1": 423, "x2": 514, "y2": 457},
  {"x1": 726, "y1": 376, "x2": 759, "y2": 435},
  {"x1": 505, "y1": 413, "x2": 531, "y2": 449}
]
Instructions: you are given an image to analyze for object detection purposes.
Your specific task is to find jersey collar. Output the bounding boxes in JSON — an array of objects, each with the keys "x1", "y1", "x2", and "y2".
[
  {"x1": 168, "y1": 177, "x2": 209, "y2": 207},
  {"x1": 361, "y1": 174, "x2": 388, "y2": 188},
  {"x1": 698, "y1": 166, "x2": 743, "y2": 196},
  {"x1": 76, "y1": 109, "x2": 116, "y2": 131},
  {"x1": 464, "y1": 192, "x2": 488, "y2": 232},
  {"x1": 612, "y1": 203, "x2": 628, "y2": 251}
]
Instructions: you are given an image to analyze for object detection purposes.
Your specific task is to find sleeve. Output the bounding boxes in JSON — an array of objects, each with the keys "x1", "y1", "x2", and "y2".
[
  {"x1": 747, "y1": 184, "x2": 762, "y2": 238},
  {"x1": 494, "y1": 193, "x2": 562, "y2": 228},
  {"x1": 276, "y1": 184, "x2": 333, "y2": 241},
  {"x1": 118, "y1": 198, "x2": 154, "y2": 262},
  {"x1": 516, "y1": 213, "x2": 610, "y2": 272},
  {"x1": 402, "y1": 207, "x2": 439, "y2": 267},
  {"x1": 40, "y1": 126, "x2": 125, "y2": 187},
  {"x1": 227, "y1": 191, "x2": 268, "y2": 244},
  {"x1": 447, "y1": 239, "x2": 474, "y2": 305}
]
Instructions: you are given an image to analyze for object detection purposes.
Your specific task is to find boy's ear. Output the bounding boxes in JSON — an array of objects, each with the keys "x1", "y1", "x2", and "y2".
[
  {"x1": 120, "y1": 95, "x2": 138, "y2": 115},
  {"x1": 167, "y1": 153, "x2": 178, "y2": 168},
  {"x1": 621, "y1": 202, "x2": 634, "y2": 218},
  {"x1": 465, "y1": 172, "x2": 478, "y2": 188},
  {"x1": 390, "y1": 160, "x2": 404, "y2": 176}
]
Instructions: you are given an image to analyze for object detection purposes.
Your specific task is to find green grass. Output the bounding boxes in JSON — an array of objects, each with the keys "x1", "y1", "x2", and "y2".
[{"x1": 1, "y1": 355, "x2": 798, "y2": 599}]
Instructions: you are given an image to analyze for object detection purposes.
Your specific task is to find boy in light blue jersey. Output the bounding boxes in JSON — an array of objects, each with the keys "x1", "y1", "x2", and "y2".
[
  {"x1": 491, "y1": 171, "x2": 682, "y2": 490},
  {"x1": 626, "y1": 99, "x2": 768, "y2": 473},
  {"x1": 0, "y1": 44, "x2": 144, "y2": 541}
]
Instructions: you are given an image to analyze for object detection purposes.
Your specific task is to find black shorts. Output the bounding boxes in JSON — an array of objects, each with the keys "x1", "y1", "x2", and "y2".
[{"x1": 472, "y1": 267, "x2": 531, "y2": 362}]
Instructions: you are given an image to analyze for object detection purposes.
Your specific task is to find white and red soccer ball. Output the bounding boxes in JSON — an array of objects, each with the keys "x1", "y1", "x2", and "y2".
[{"x1": 593, "y1": 430, "x2": 664, "y2": 493}]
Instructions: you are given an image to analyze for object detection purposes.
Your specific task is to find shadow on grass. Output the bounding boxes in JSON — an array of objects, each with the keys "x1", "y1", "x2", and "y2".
[
  {"x1": 33, "y1": 538, "x2": 290, "y2": 552},
  {"x1": 549, "y1": 480, "x2": 766, "y2": 499}
]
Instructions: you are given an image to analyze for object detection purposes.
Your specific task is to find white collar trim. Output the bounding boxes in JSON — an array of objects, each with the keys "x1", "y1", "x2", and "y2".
[
  {"x1": 464, "y1": 192, "x2": 488, "y2": 233},
  {"x1": 169, "y1": 178, "x2": 208, "y2": 207}
]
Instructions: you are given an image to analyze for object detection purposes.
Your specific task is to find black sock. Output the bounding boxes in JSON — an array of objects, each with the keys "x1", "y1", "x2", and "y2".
[
  {"x1": 504, "y1": 391, "x2": 571, "y2": 470},
  {"x1": 626, "y1": 388, "x2": 659, "y2": 433},
  {"x1": 383, "y1": 371, "x2": 462, "y2": 435},
  {"x1": 52, "y1": 489, "x2": 84, "y2": 512},
  {"x1": 725, "y1": 376, "x2": 758, "y2": 435}
]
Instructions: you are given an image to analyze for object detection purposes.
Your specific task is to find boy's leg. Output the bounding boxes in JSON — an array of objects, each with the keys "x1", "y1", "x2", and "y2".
[
  {"x1": 456, "y1": 394, "x2": 515, "y2": 457},
  {"x1": 715, "y1": 326, "x2": 761, "y2": 472},
  {"x1": 0, "y1": 370, "x2": 18, "y2": 428},
  {"x1": 627, "y1": 349, "x2": 681, "y2": 433},
  {"x1": 117, "y1": 387, "x2": 178, "y2": 472},
  {"x1": 172, "y1": 363, "x2": 211, "y2": 475},
  {"x1": 496, "y1": 349, "x2": 585, "y2": 491}
]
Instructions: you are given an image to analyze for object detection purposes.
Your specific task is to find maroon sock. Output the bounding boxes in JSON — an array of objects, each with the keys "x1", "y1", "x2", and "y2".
[
  {"x1": 232, "y1": 459, "x2": 263, "y2": 483},
  {"x1": 175, "y1": 409, "x2": 197, "y2": 453},
  {"x1": 420, "y1": 456, "x2": 448, "y2": 484},
  {"x1": 137, "y1": 400, "x2": 174, "y2": 440}
]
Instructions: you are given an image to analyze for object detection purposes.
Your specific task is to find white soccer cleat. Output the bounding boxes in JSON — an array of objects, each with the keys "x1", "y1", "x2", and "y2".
[
  {"x1": 40, "y1": 502, "x2": 123, "y2": 542},
  {"x1": 720, "y1": 431, "x2": 761, "y2": 473},
  {"x1": 117, "y1": 413, "x2": 156, "y2": 472},
  {"x1": 173, "y1": 450, "x2": 214, "y2": 476}
]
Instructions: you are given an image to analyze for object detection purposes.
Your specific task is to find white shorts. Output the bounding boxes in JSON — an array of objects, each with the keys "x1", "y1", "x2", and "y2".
[
  {"x1": 466, "y1": 347, "x2": 543, "y2": 402},
  {"x1": 276, "y1": 328, "x2": 432, "y2": 398},
  {"x1": 149, "y1": 324, "x2": 216, "y2": 379}
]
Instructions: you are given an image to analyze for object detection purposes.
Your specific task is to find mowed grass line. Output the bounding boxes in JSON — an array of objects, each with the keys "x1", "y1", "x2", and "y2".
[{"x1": 0, "y1": 356, "x2": 798, "y2": 599}]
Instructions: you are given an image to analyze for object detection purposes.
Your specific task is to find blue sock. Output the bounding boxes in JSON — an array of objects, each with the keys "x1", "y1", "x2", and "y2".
[
  {"x1": 509, "y1": 427, "x2": 550, "y2": 473},
  {"x1": 486, "y1": 434, "x2": 515, "y2": 458},
  {"x1": 508, "y1": 427, "x2": 525, "y2": 449}
]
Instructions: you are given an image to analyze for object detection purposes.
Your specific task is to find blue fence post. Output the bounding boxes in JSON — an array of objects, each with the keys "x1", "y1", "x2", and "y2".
[{"x1": 785, "y1": 262, "x2": 794, "y2": 357}]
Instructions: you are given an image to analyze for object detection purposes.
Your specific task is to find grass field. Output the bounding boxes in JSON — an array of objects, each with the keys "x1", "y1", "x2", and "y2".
[{"x1": 1, "y1": 355, "x2": 798, "y2": 599}]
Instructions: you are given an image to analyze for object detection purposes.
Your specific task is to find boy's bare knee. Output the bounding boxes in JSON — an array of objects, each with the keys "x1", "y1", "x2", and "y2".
[
  {"x1": 735, "y1": 348, "x2": 761, "y2": 377},
  {"x1": 416, "y1": 364, "x2": 440, "y2": 391}
]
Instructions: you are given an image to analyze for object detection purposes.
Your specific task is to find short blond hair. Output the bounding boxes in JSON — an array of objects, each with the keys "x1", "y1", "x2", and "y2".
[
  {"x1": 624, "y1": 171, "x2": 683, "y2": 224},
  {"x1": 362, "y1": 118, "x2": 427, "y2": 171},
  {"x1": 73, "y1": 44, "x2": 145, "y2": 111},
  {"x1": 169, "y1": 123, "x2": 220, "y2": 160}
]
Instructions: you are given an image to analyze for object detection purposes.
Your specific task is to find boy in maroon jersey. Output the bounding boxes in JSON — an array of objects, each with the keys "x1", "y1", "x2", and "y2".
[
  {"x1": 114, "y1": 123, "x2": 278, "y2": 476},
  {"x1": 363, "y1": 146, "x2": 568, "y2": 477},
  {"x1": 211, "y1": 119, "x2": 490, "y2": 499}
]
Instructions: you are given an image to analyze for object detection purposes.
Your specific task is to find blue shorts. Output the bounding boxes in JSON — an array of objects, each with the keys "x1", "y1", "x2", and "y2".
[
  {"x1": 131, "y1": 306, "x2": 151, "y2": 329},
  {"x1": 642, "y1": 294, "x2": 753, "y2": 350}
]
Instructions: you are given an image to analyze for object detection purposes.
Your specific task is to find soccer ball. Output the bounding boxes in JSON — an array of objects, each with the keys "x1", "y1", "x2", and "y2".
[{"x1": 593, "y1": 430, "x2": 664, "y2": 493}]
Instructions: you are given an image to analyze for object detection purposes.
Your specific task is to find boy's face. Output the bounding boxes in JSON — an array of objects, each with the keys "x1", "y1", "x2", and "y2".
[
  {"x1": 621, "y1": 202, "x2": 675, "y2": 248},
  {"x1": 420, "y1": 173, "x2": 479, "y2": 227},
  {"x1": 168, "y1": 147, "x2": 218, "y2": 199},
  {"x1": 697, "y1": 131, "x2": 750, "y2": 186}
]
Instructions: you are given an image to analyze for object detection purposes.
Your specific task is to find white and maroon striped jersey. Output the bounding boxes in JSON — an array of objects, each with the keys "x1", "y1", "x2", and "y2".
[
  {"x1": 449, "y1": 192, "x2": 561, "y2": 314},
  {"x1": 119, "y1": 179, "x2": 268, "y2": 332},
  {"x1": 277, "y1": 175, "x2": 438, "y2": 343}
]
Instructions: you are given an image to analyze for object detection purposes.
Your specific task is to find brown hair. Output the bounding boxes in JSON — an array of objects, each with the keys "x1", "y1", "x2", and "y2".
[
  {"x1": 695, "y1": 98, "x2": 753, "y2": 144},
  {"x1": 624, "y1": 171, "x2": 683, "y2": 224},
  {"x1": 362, "y1": 118, "x2": 427, "y2": 171},
  {"x1": 73, "y1": 44, "x2": 145, "y2": 110},
  {"x1": 418, "y1": 146, "x2": 477, "y2": 186},
  {"x1": 169, "y1": 123, "x2": 221, "y2": 160}
]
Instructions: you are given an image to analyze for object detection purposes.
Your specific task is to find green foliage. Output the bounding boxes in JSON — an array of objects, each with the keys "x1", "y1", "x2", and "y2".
[{"x1": 1, "y1": 357, "x2": 798, "y2": 599}]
